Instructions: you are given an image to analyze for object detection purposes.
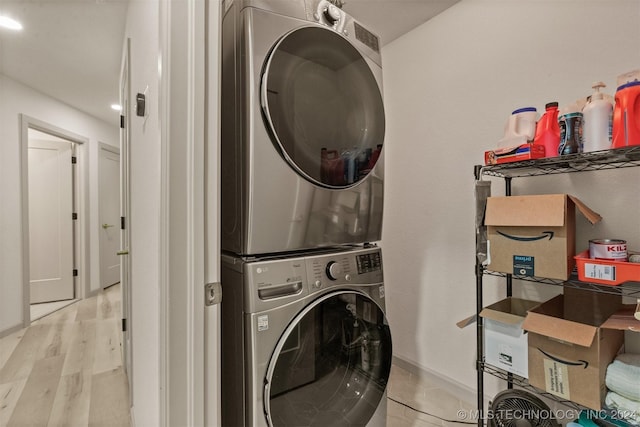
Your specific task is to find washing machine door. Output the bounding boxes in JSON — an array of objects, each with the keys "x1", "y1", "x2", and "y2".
[
  {"x1": 261, "y1": 26, "x2": 385, "y2": 189},
  {"x1": 264, "y1": 291, "x2": 392, "y2": 427}
]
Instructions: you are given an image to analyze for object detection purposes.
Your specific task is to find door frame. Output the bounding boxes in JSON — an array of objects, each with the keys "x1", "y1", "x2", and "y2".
[
  {"x1": 119, "y1": 36, "x2": 134, "y2": 408},
  {"x1": 19, "y1": 114, "x2": 90, "y2": 327}
]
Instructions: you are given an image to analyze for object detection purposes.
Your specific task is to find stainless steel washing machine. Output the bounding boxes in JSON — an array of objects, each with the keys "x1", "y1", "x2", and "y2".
[
  {"x1": 221, "y1": 246, "x2": 392, "y2": 426},
  {"x1": 221, "y1": 0, "x2": 386, "y2": 256}
]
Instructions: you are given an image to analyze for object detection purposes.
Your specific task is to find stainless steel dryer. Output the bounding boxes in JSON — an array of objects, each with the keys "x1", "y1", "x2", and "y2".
[
  {"x1": 221, "y1": 246, "x2": 392, "y2": 426},
  {"x1": 222, "y1": 0, "x2": 386, "y2": 255}
]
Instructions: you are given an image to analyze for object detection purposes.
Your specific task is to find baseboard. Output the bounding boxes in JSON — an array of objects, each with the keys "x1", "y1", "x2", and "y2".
[
  {"x1": 0, "y1": 322, "x2": 24, "y2": 339},
  {"x1": 392, "y1": 355, "x2": 489, "y2": 408}
]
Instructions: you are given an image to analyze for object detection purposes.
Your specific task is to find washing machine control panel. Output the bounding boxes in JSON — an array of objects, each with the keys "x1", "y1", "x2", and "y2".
[{"x1": 306, "y1": 248, "x2": 383, "y2": 292}]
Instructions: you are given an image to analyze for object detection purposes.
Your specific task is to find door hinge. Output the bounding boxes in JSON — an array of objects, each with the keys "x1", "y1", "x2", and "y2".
[
  {"x1": 205, "y1": 282, "x2": 222, "y2": 306},
  {"x1": 122, "y1": 318, "x2": 127, "y2": 332},
  {"x1": 121, "y1": 217, "x2": 126, "y2": 230},
  {"x1": 71, "y1": 156, "x2": 77, "y2": 164},
  {"x1": 72, "y1": 213, "x2": 78, "y2": 220},
  {"x1": 120, "y1": 115, "x2": 125, "y2": 129},
  {"x1": 73, "y1": 269, "x2": 78, "y2": 277}
]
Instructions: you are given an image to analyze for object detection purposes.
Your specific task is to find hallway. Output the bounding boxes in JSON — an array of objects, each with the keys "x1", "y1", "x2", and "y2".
[{"x1": 0, "y1": 284, "x2": 130, "y2": 426}]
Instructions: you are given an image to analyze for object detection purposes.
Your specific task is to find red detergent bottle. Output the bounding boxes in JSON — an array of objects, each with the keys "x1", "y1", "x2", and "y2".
[
  {"x1": 533, "y1": 102, "x2": 560, "y2": 157},
  {"x1": 612, "y1": 70, "x2": 640, "y2": 148}
]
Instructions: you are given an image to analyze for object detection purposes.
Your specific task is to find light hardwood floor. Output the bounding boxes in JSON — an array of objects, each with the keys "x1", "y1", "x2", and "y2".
[
  {"x1": 0, "y1": 284, "x2": 130, "y2": 427},
  {"x1": 1, "y1": 283, "x2": 472, "y2": 427}
]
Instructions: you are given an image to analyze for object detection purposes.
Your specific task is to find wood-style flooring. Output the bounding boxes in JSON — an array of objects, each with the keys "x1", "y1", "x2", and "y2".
[{"x1": 0, "y1": 284, "x2": 131, "y2": 426}]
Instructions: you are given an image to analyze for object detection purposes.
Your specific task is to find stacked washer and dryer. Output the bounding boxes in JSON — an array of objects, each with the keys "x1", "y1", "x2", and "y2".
[{"x1": 220, "y1": 1, "x2": 392, "y2": 425}]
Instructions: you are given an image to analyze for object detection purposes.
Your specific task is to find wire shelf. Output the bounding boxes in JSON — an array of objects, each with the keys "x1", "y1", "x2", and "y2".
[
  {"x1": 481, "y1": 146, "x2": 640, "y2": 178},
  {"x1": 482, "y1": 269, "x2": 640, "y2": 297},
  {"x1": 480, "y1": 362, "x2": 638, "y2": 427}
]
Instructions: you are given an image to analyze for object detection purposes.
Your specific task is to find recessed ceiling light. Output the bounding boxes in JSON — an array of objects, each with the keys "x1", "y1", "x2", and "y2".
[
  {"x1": 111, "y1": 104, "x2": 122, "y2": 111},
  {"x1": 0, "y1": 15, "x2": 23, "y2": 31}
]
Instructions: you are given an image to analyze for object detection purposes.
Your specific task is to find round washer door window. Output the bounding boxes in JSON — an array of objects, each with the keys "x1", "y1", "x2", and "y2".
[
  {"x1": 264, "y1": 291, "x2": 392, "y2": 427},
  {"x1": 261, "y1": 26, "x2": 385, "y2": 188}
]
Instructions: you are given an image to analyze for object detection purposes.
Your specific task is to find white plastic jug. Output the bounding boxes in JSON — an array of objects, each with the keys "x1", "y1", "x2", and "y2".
[{"x1": 498, "y1": 107, "x2": 539, "y2": 148}]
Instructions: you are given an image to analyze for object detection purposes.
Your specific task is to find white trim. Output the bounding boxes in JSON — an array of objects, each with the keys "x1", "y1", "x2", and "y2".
[
  {"x1": 98, "y1": 141, "x2": 120, "y2": 156},
  {"x1": 190, "y1": 0, "x2": 208, "y2": 423},
  {"x1": 204, "y1": 0, "x2": 222, "y2": 425},
  {"x1": 19, "y1": 114, "x2": 90, "y2": 327},
  {"x1": 158, "y1": 0, "x2": 171, "y2": 424}
]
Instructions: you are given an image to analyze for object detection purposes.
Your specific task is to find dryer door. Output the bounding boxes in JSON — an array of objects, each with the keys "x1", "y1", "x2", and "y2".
[
  {"x1": 261, "y1": 26, "x2": 385, "y2": 189},
  {"x1": 264, "y1": 291, "x2": 392, "y2": 427}
]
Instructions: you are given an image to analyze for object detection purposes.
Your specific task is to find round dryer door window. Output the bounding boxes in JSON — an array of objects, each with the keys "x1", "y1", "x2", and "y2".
[
  {"x1": 261, "y1": 26, "x2": 385, "y2": 188},
  {"x1": 264, "y1": 291, "x2": 392, "y2": 427}
]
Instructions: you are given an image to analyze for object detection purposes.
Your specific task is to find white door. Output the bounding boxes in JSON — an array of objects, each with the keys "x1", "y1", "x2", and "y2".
[
  {"x1": 28, "y1": 138, "x2": 75, "y2": 303},
  {"x1": 99, "y1": 145, "x2": 121, "y2": 288},
  {"x1": 120, "y1": 37, "x2": 133, "y2": 404}
]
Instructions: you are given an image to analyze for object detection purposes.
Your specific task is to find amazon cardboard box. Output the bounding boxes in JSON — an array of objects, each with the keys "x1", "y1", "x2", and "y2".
[
  {"x1": 481, "y1": 297, "x2": 540, "y2": 378},
  {"x1": 485, "y1": 194, "x2": 601, "y2": 280},
  {"x1": 522, "y1": 289, "x2": 623, "y2": 410}
]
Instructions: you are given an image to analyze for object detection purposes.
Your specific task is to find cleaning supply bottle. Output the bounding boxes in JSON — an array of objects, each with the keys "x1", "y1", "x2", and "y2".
[
  {"x1": 558, "y1": 103, "x2": 583, "y2": 155},
  {"x1": 498, "y1": 107, "x2": 538, "y2": 148},
  {"x1": 583, "y1": 82, "x2": 614, "y2": 152},
  {"x1": 533, "y1": 102, "x2": 560, "y2": 157},
  {"x1": 612, "y1": 69, "x2": 640, "y2": 148}
]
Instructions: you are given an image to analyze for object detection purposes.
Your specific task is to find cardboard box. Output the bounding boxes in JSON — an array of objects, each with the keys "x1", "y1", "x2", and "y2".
[
  {"x1": 522, "y1": 290, "x2": 623, "y2": 410},
  {"x1": 480, "y1": 298, "x2": 540, "y2": 378},
  {"x1": 485, "y1": 194, "x2": 602, "y2": 280},
  {"x1": 484, "y1": 143, "x2": 546, "y2": 165}
]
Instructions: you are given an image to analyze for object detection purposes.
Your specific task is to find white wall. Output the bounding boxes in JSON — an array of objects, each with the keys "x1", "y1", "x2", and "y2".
[
  {"x1": 381, "y1": 0, "x2": 640, "y2": 400},
  {"x1": 121, "y1": 0, "x2": 161, "y2": 424},
  {"x1": 0, "y1": 74, "x2": 119, "y2": 334}
]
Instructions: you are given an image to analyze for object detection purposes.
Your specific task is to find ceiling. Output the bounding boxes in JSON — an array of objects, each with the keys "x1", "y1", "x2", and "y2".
[{"x1": 0, "y1": 0, "x2": 458, "y2": 125}]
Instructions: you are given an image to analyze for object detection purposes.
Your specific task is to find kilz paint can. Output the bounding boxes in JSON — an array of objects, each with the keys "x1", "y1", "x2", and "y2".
[{"x1": 589, "y1": 239, "x2": 628, "y2": 261}]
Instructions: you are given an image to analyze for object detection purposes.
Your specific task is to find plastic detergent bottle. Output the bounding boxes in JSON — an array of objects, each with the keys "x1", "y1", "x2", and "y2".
[
  {"x1": 498, "y1": 107, "x2": 538, "y2": 148},
  {"x1": 533, "y1": 102, "x2": 560, "y2": 157},
  {"x1": 366, "y1": 144, "x2": 382, "y2": 170},
  {"x1": 341, "y1": 147, "x2": 357, "y2": 184},
  {"x1": 612, "y1": 70, "x2": 640, "y2": 148},
  {"x1": 583, "y1": 82, "x2": 613, "y2": 152},
  {"x1": 558, "y1": 103, "x2": 583, "y2": 155}
]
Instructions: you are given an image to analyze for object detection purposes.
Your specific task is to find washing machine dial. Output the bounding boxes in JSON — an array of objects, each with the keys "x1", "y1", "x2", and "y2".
[
  {"x1": 323, "y1": 5, "x2": 341, "y2": 26},
  {"x1": 326, "y1": 261, "x2": 342, "y2": 280}
]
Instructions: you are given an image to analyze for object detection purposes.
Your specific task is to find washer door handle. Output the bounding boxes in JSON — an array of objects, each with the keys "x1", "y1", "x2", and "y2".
[{"x1": 258, "y1": 281, "x2": 303, "y2": 300}]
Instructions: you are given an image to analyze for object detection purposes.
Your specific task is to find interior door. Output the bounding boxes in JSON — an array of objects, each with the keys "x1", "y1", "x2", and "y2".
[
  {"x1": 261, "y1": 26, "x2": 385, "y2": 188},
  {"x1": 99, "y1": 145, "x2": 121, "y2": 288},
  {"x1": 120, "y1": 37, "x2": 133, "y2": 403},
  {"x1": 28, "y1": 137, "x2": 75, "y2": 303},
  {"x1": 264, "y1": 291, "x2": 392, "y2": 427}
]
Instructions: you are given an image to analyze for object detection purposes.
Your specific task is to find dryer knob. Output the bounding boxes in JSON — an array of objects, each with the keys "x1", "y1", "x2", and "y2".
[
  {"x1": 326, "y1": 261, "x2": 342, "y2": 280},
  {"x1": 323, "y1": 5, "x2": 341, "y2": 25}
]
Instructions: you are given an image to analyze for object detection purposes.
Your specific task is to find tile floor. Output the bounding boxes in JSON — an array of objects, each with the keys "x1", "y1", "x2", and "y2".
[
  {"x1": 2, "y1": 285, "x2": 473, "y2": 427},
  {"x1": 386, "y1": 365, "x2": 476, "y2": 427}
]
